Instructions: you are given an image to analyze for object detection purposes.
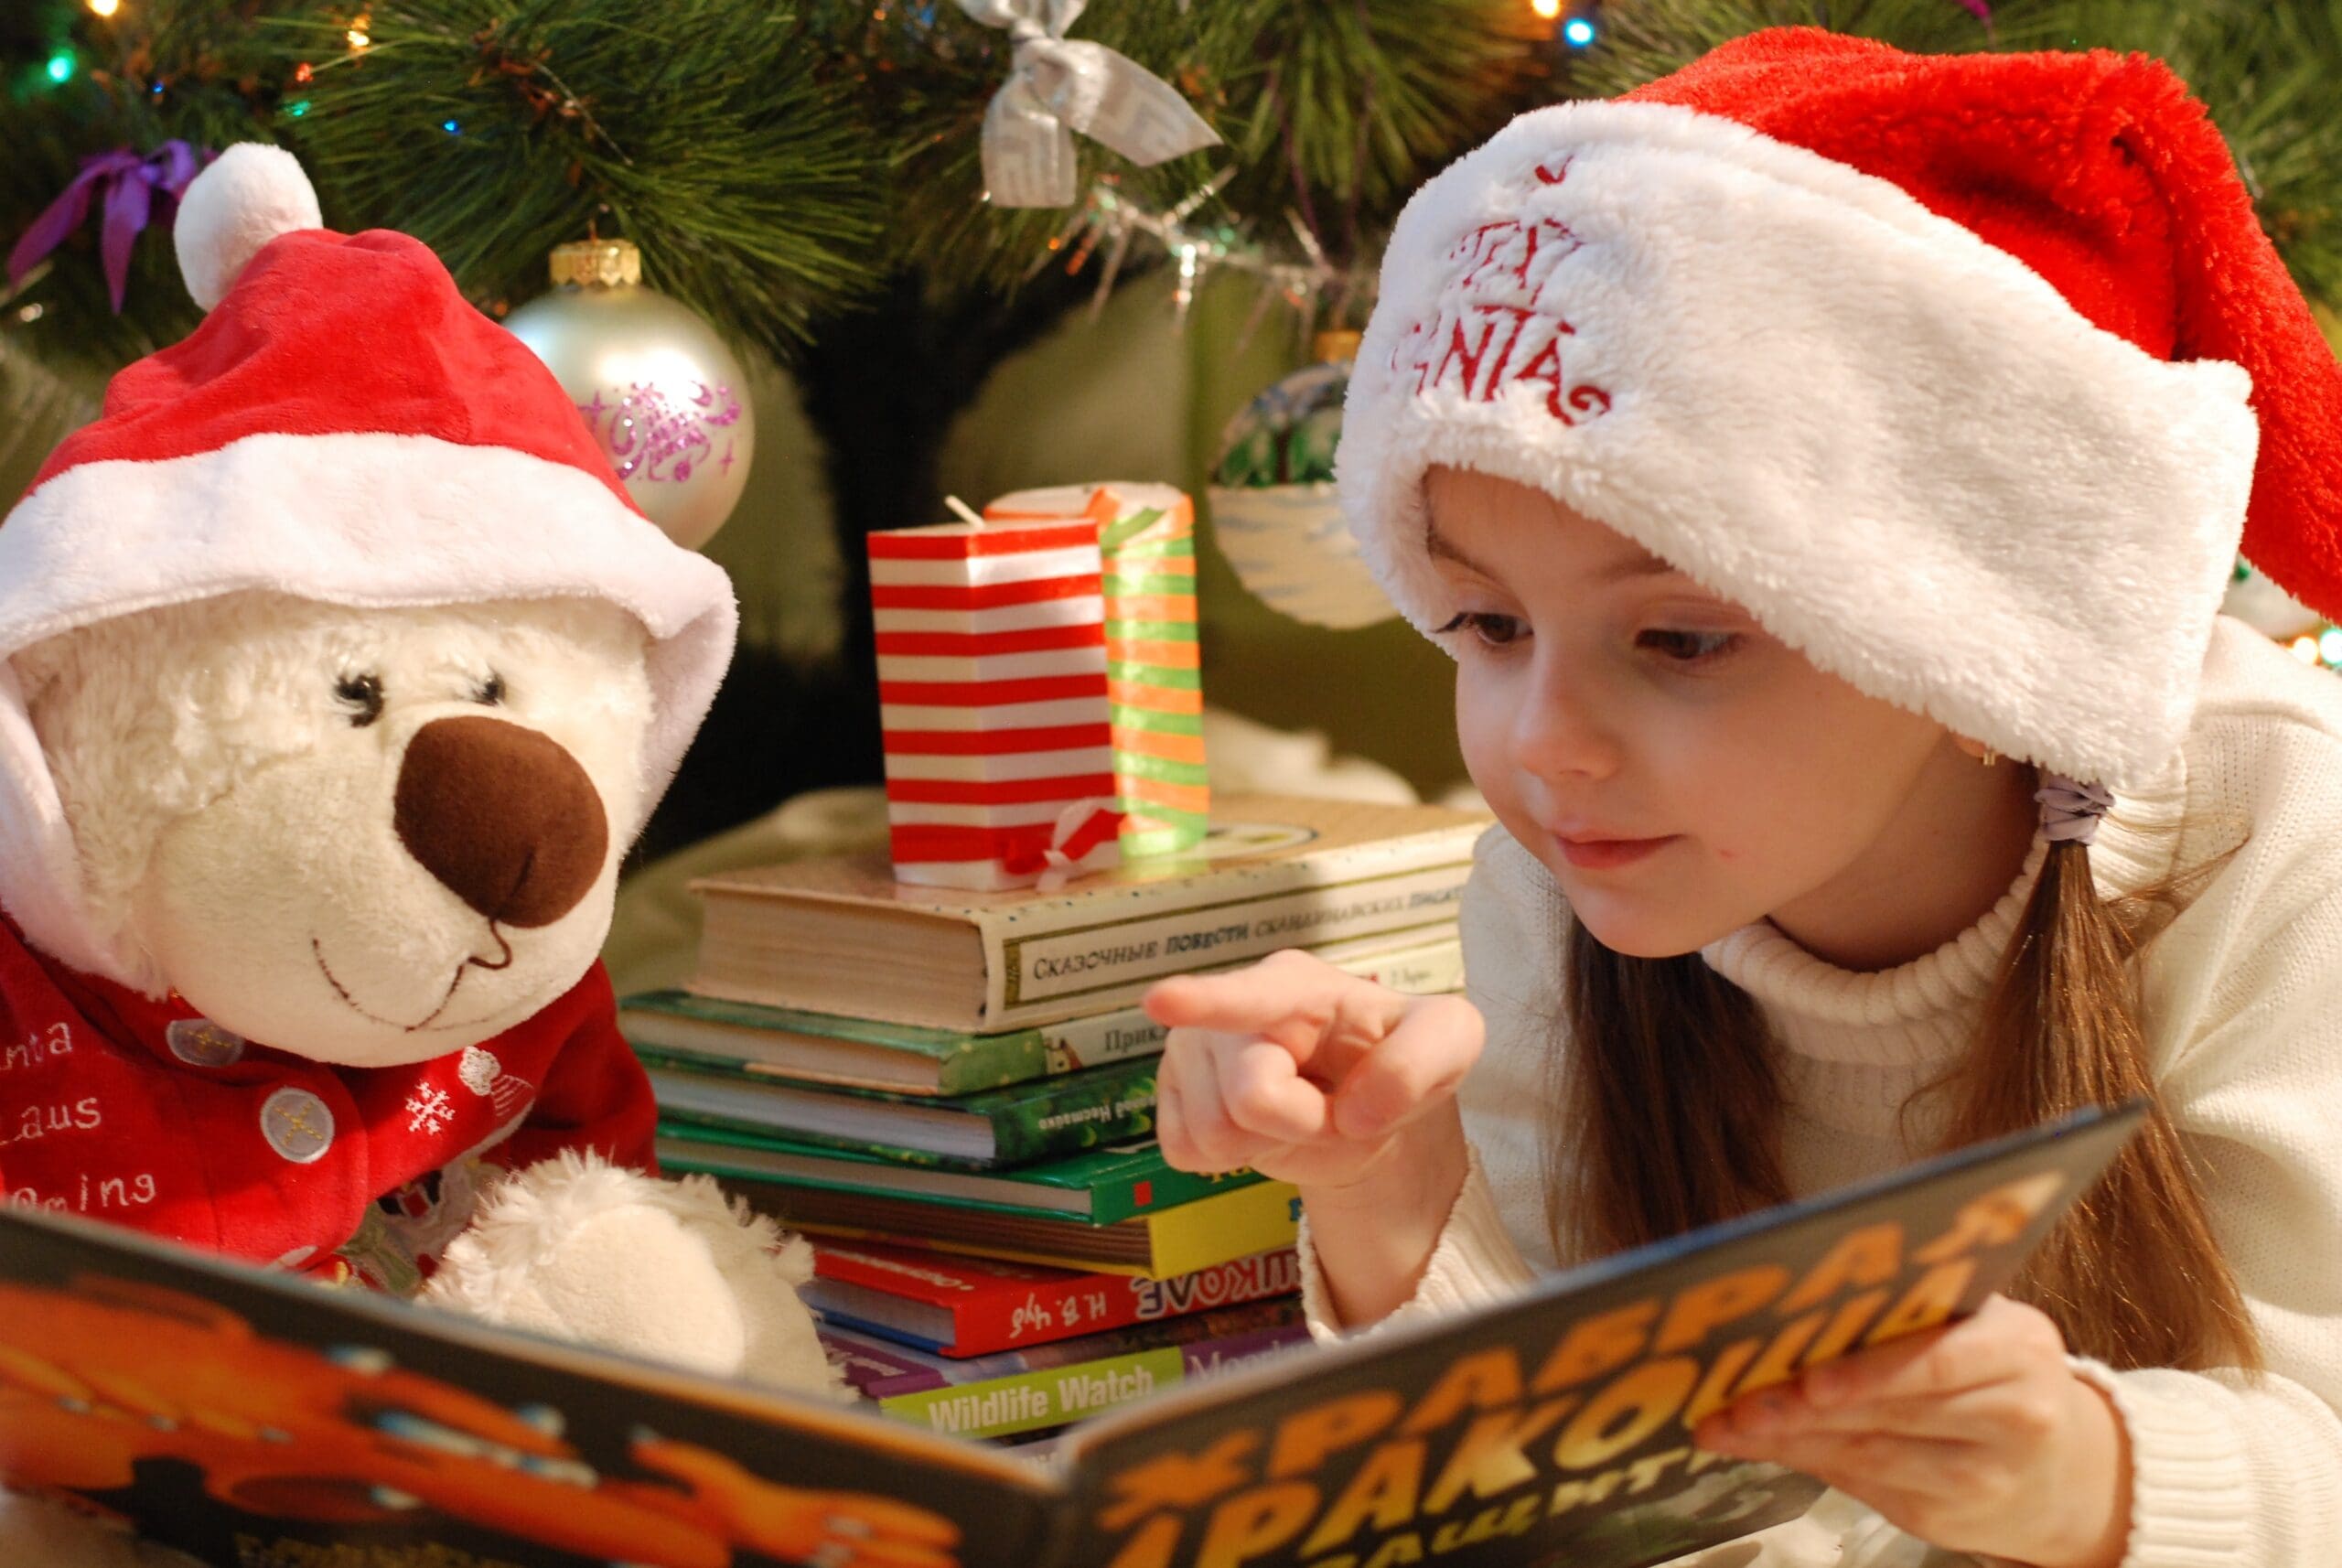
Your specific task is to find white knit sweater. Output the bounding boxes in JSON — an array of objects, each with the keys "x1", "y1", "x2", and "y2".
[{"x1": 1297, "y1": 618, "x2": 2342, "y2": 1568}]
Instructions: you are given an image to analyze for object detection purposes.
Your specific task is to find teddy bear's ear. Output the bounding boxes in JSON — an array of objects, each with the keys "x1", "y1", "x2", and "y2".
[{"x1": 175, "y1": 144, "x2": 322, "y2": 313}]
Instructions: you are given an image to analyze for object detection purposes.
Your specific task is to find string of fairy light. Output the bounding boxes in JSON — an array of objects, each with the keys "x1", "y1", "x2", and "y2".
[{"x1": 2287, "y1": 626, "x2": 2342, "y2": 672}]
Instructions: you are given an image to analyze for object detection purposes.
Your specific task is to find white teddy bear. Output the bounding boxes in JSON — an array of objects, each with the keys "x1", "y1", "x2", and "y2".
[{"x1": 0, "y1": 145, "x2": 846, "y2": 1563}]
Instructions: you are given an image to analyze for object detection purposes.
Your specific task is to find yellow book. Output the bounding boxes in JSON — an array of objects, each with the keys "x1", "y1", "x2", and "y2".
[{"x1": 733, "y1": 1176, "x2": 1299, "y2": 1280}]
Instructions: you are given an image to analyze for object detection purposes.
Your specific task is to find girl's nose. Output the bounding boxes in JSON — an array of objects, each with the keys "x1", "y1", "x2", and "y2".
[{"x1": 1509, "y1": 655, "x2": 1623, "y2": 783}]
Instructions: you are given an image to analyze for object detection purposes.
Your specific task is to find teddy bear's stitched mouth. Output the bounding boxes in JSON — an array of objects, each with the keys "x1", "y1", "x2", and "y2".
[{"x1": 311, "y1": 933, "x2": 503, "y2": 1033}]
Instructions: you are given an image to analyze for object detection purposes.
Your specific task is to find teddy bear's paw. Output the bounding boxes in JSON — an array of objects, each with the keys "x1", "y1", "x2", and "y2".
[
  {"x1": 0, "y1": 1487, "x2": 205, "y2": 1568},
  {"x1": 422, "y1": 1153, "x2": 850, "y2": 1404}
]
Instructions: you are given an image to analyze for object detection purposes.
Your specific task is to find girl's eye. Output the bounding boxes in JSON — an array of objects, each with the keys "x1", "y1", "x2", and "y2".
[
  {"x1": 334, "y1": 672, "x2": 386, "y2": 728},
  {"x1": 1434, "y1": 611, "x2": 1527, "y2": 648},
  {"x1": 1638, "y1": 628, "x2": 1741, "y2": 665}
]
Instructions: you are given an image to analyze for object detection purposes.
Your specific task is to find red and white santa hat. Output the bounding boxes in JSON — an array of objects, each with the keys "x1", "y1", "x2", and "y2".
[
  {"x1": 0, "y1": 145, "x2": 737, "y2": 981},
  {"x1": 1340, "y1": 28, "x2": 2342, "y2": 792}
]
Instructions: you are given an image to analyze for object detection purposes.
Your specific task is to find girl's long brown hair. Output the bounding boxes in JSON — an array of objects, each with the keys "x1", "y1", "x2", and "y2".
[{"x1": 1545, "y1": 802, "x2": 2261, "y2": 1372}]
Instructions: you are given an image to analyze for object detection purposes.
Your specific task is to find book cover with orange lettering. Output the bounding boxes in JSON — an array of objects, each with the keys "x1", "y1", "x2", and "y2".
[{"x1": 0, "y1": 1101, "x2": 2141, "y2": 1568}]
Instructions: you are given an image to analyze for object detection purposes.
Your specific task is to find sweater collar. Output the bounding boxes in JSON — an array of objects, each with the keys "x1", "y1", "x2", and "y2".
[{"x1": 1699, "y1": 750, "x2": 2189, "y2": 1043}]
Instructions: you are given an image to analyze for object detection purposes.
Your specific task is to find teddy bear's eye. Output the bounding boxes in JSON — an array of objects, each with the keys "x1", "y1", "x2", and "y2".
[
  {"x1": 334, "y1": 672, "x2": 385, "y2": 728},
  {"x1": 472, "y1": 672, "x2": 506, "y2": 706}
]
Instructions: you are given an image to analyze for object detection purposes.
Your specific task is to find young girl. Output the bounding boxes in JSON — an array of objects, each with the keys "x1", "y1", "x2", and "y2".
[{"x1": 1147, "y1": 29, "x2": 2342, "y2": 1568}]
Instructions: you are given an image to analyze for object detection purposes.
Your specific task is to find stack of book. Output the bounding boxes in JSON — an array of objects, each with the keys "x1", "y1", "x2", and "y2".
[{"x1": 618, "y1": 793, "x2": 1489, "y2": 1441}]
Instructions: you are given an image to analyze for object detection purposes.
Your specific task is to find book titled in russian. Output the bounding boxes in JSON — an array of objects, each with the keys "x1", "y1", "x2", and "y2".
[
  {"x1": 620, "y1": 926, "x2": 1462, "y2": 1097},
  {"x1": 641, "y1": 1052, "x2": 1161, "y2": 1170},
  {"x1": 802, "y1": 1237, "x2": 1303, "y2": 1357},
  {"x1": 686, "y1": 792, "x2": 1487, "y2": 1031},
  {"x1": 0, "y1": 1101, "x2": 2146, "y2": 1568}
]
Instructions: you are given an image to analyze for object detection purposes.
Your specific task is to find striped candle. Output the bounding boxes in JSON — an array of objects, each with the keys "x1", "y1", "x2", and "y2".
[
  {"x1": 870, "y1": 517, "x2": 1123, "y2": 890},
  {"x1": 985, "y1": 484, "x2": 1209, "y2": 860}
]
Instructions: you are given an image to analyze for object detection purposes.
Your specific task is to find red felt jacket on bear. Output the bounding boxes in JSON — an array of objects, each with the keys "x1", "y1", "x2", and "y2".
[{"x1": 0, "y1": 916, "x2": 657, "y2": 1289}]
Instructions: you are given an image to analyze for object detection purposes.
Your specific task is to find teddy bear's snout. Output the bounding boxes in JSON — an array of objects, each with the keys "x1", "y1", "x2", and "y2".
[{"x1": 392, "y1": 714, "x2": 609, "y2": 930}]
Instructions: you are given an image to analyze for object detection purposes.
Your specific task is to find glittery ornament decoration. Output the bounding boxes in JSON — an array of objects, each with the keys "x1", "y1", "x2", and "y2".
[
  {"x1": 1207, "y1": 330, "x2": 1393, "y2": 629},
  {"x1": 956, "y1": 0, "x2": 1220, "y2": 209},
  {"x1": 503, "y1": 239, "x2": 755, "y2": 550}
]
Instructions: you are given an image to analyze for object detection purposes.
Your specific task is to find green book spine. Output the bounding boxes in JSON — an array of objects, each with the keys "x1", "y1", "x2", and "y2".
[
  {"x1": 658, "y1": 1108, "x2": 962, "y2": 1169},
  {"x1": 642, "y1": 1056, "x2": 1162, "y2": 1172},
  {"x1": 876, "y1": 1348, "x2": 1187, "y2": 1439},
  {"x1": 982, "y1": 1060, "x2": 1157, "y2": 1165},
  {"x1": 618, "y1": 989, "x2": 1174, "y2": 1095},
  {"x1": 618, "y1": 990, "x2": 1051, "y2": 1094},
  {"x1": 654, "y1": 1125, "x2": 1263, "y2": 1224}
]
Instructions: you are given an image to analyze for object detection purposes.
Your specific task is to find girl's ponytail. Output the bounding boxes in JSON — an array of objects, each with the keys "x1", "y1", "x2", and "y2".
[{"x1": 1942, "y1": 832, "x2": 2260, "y2": 1371}]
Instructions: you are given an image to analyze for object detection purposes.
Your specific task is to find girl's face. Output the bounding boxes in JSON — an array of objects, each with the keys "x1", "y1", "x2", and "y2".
[{"x1": 1427, "y1": 465, "x2": 1988, "y2": 961}]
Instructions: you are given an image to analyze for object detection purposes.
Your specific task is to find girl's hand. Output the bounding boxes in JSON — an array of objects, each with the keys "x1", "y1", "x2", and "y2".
[
  {"x1": 1693, "y1": 1294, "x2": 2133, "y2": 1568},
  {"x1": 1142, "y1": 949, "x2": 1484, "y2": 1192}
]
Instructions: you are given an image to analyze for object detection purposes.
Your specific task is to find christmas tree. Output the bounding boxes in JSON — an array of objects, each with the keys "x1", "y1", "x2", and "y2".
[{"x1": 5, "y1": 0, "x2": 2337, "y2": 859}]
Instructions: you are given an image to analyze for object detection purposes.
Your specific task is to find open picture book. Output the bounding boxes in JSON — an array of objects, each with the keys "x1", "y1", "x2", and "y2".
[{"x1": 0, "y1": 1100, "x2": 2144, "y2": 1568}]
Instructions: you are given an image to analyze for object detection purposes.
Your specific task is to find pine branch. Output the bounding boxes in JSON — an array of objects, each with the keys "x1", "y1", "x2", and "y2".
[
  {"x1": 814, "y1": 0, "x2": 1552, "y2": 299},
  {"x1": 0, "y1": 0, "x2": 286, "y2": 365},
  {"x1": 263, "y1": 0, "x2": 889, "y2": 353}
]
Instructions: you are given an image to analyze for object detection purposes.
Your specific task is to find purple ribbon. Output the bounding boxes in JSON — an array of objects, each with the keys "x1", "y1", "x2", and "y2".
[
  {"x1": 7, "y1": 141, "x2": 209, "y2": 313},
  {"x1": 2036, "y1": 775, "x2": 2114, "y2": 846}
]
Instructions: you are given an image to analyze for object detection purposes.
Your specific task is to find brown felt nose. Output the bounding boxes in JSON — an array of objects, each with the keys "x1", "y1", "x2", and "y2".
[{"x1": 392, "y1": 715, "x2": 608, "y2": 929}]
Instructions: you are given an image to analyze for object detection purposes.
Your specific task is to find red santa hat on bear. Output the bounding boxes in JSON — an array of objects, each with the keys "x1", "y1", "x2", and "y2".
[
  {"x1": 1341, "y1": 29, "x2": 2342, "y2": 794},
  {"x1": 0, "y1": 144, "x2": 736, "y2": 983}
]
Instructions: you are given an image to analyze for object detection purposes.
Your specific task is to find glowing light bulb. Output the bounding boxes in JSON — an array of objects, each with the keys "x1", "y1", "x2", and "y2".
[
  {"x1": 2320, "y1": 627, "x2": 2342, "y2": 666},
  {"x1": 1531, "y1": 0, "x2": 1563, "y2": 17},
  {"x1": 45, "y1": 51, "x2": 75, "y2": 83},
  {"x1": 1563, "y1": 16, "x2": 1597, "y2": 46},
  {"x1": 346, "y1": 27, "x2": 370, "y2": 50},
  {"x1": 2291, "y1": 635, "x2": 2321, "y2": 664},
  {"x1": 88, "y1": 0, "x2": 121, "y2": 16}
]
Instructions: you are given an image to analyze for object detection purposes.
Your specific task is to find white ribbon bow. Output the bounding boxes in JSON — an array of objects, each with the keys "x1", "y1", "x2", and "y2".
[
  {"x1": 957, "y1": 0, "x2": 1221, "y2": 208},
  {"x1": 1032, "y1": 796, "x2": 1123, "y2": 892}
]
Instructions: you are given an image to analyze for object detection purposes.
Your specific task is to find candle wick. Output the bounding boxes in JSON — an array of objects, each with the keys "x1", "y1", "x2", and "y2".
[{"x1": 944, "y1": 494, "x2": 987, "y2": 530}]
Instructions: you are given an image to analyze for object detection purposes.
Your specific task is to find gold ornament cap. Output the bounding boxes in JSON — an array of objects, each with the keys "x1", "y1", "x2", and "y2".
[
  {"x1": 550, "y1": 239, "x2": 641, "y2": 288},
  {"x1": 1313, "y1": 328, "x2": 1362, "y2": 364}
]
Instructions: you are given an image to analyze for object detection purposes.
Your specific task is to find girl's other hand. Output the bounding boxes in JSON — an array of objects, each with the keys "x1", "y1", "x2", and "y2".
[{"x1": 1694, "y1": 1293, "x2": 2133, "y2": 1568}]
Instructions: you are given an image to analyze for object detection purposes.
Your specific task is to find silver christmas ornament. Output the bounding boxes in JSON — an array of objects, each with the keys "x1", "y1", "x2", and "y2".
[{"x1": 504, "y1": 240, "x2": 754, "y2": 551}]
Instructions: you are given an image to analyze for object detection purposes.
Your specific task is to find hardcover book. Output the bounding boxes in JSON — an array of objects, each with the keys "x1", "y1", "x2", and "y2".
[
  {"x1": 0, "y1": 1101, "x2": 2142, "y2": 1568},
  {"x1": 817, "y1": 1298, "x2": 1311, "y2": 1439},
  {"x1": 618, "y1": 929, "x2": 1463, "y2": 1098},
  {"x1": 656, "y1": 1129, "x2": 1266, "y2": 1226},
  {"x1": 684, "y1": 794, "x2": 1487, "y2": 1031},
  {"x1": 719, "y1": 1168, "x2": 1305, "y2": 1278},
  {"x1": 641, "y1": 1052, "x2": 1161, "y2": 1170},
  {"x1": 802, "y1": 1236, "x2": 1302, "y2": 1357}
]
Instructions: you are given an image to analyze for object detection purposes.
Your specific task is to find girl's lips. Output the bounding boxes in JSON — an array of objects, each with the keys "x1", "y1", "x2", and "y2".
[{"x1": 1553, "y1": 833, "x2": 1678, "y2": 870}]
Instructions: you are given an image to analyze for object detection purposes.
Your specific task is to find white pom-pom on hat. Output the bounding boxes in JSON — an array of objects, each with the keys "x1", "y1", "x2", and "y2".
[{"x1": 175, "y1": 143, "x2": 322, "y2": 312}]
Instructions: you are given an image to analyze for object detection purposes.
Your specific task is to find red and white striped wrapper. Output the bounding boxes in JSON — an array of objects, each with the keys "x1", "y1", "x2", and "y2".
[
  {"x1": 870, "y1": 517, "x2": 1124, "y2": 890},
  {"x1": 984, "y1": 483, "x2": 1209, "y2": 863}
]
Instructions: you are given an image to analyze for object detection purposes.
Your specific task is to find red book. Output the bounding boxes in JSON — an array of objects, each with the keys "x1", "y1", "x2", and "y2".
[{"x1": 804, "y1": 1239, "x2": 1299, "y2": 1358}]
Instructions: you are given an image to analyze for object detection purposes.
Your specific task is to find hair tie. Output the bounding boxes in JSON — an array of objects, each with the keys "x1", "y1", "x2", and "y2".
[{"x1": 2036, "y1": 774, "x2": 2114, "y2": 846}]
